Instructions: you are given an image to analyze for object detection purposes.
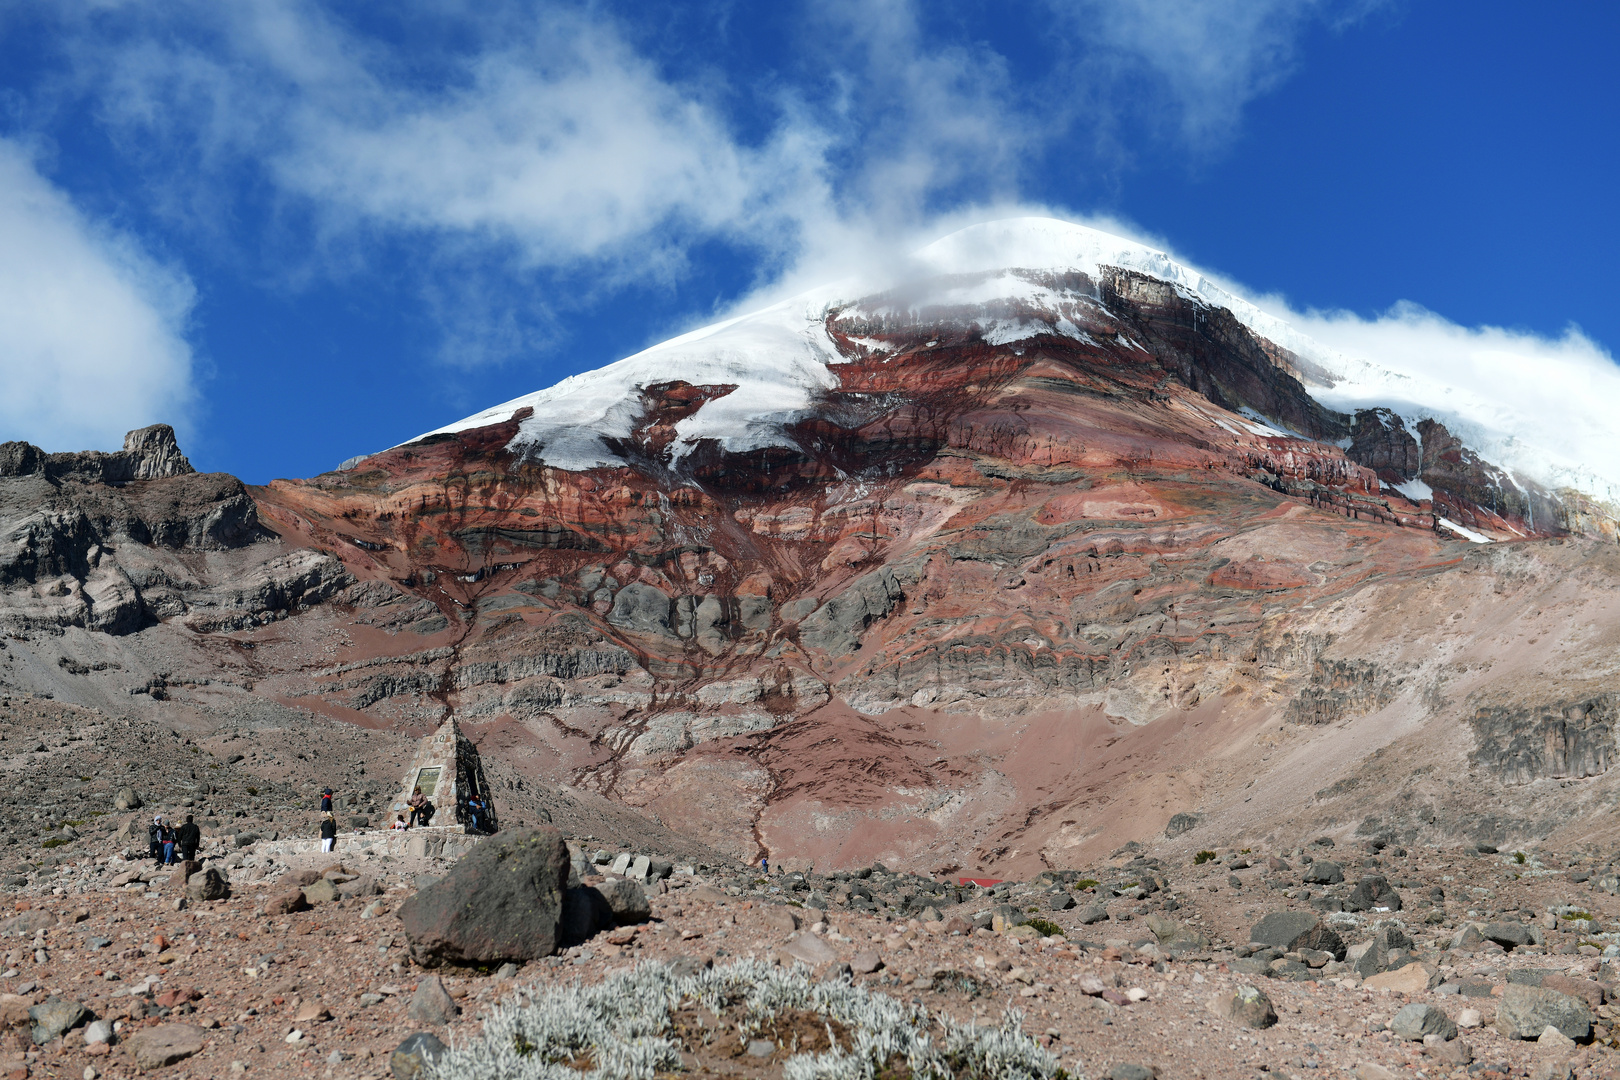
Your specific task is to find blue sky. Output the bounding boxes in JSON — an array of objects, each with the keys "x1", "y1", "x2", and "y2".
[{"x1": 0, "y1": 1, "x2": 1615, "y2": 484}]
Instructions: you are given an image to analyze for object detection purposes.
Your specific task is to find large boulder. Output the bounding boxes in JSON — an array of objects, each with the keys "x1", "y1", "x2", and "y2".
[
  {"x1": 1495, "y1": 983, "x2": 1592, "y2": 1041},
  {"x1": 397, "y1": 827, "x2": 570, "y2": 966},
  {"x1": 113, "y1": 786, "x2": 143, "y2": 811},
  {"x1": 1250, "y1": 911, "x2": 1345, "y2": 959}
]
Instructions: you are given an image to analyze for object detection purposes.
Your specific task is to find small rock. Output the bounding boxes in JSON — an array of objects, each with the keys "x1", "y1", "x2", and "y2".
[
  {"x1": 1076, "y1": 902, "x2": 1109, "y2": 925},
  {"x1": 746, "y1": 1039, "x2": 775, "y2": 1058},
  {"x1": 186, "y1": 867, "x2": 230, "y2": 902},
  {"x1": 784, "y1": 934, "x2": 838, "y2": 967},
  {"x1": 1207, "y1": 984, "x2": 1277, "y2": 1029},
  {"x1": 1364, "y1": 963, "x2": 1437, "y2": 995},
  {"x1": 1426, "y1": 1036, "x2": 1473, "y2": 1066},
  {"x1": 1536, "y1": 1025, "x2": 1578, "y2": 1052},
  {"x1": 1482, "y1": 921, "x2": 1533, "y2": 950},
  {"x1": 1344, "y1": 874, "x2": 1402, "y2": 912},
  {"x1": 761, "y1": 905, "x2": 801, "y2": 933},
  {"x1": 264, "y1": 890, "x2": 310, "y2": 915},
  {"x1": 494, "y1": 962, "x2": 518, "y2": 981},
  {"x1": 1457, "y1": 1008, "x2": 1483, "y2": 1028},
  {"x1": 301, "y1": 878, "x2": 339, "y2": 905},
  {"x1": 1302, "y1": 860, "x2": 1344, "y2": 885},
  {"x1": 83, "y1": 1019, "x2": 114, "y2": 1046},
  {"x1": 406, "y1": 976, "x2": 459, "y2": 1026},
  {"x1": 1355, "y1": 1065, "x2": 1399, "y2": 1080},
  {"x1": 28, "y1": 997, "x2": 88, "y2": 1044},
  {"x1": 1110, "y1": 1066, "x2": 1156, "y2": 1080},
  {"x1": 126, "y1": 1023, "x2": 207, "y2": 1071},
  {"x1": 293, "y1": 1002, "x2": 331, "y2": 1024},
  {"x1": 597, "y1": 877, "x2": 651, "y2": 924},
  {"x1": 850, "y1": 950, "x2": 883, "y2": 974},
  {"x1": 1391, "y1": 1002, "x2": 1457, "y2": 1042}
]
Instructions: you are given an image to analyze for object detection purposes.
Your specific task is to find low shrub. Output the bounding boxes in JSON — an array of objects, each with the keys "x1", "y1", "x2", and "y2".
[
  {"x1": 1193, "y1": 851, "x2": 1216, "y2": 865},
  {"x1": 430, "y1": 959, "x2": 1063, "y2": 1080},
  {"x1": 1023, "y1": 918, "x2": 1065, "y2": 938}
]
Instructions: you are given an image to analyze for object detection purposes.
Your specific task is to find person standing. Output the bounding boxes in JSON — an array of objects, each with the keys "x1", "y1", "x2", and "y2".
[
  {"x1": 160, "y1": 821, "x2": 178, "y2": 865},
  {"x1": 176, "y1": 814, "x2": 201, "y2": 862},
  {"x1": 148, "y1": 815, "x2": 163, "y2": 865},
  {"x1": 320, "y1": 788, "x2": 333, "y2": 813},
  {"x1": 319, "y1": 812, "x2": 337, "y2": 853}
]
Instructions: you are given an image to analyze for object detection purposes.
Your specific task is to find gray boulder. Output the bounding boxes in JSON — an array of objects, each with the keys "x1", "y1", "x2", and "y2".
[
  {"x1": 390, "y1": 1032, "x2": 448, "y2": 1080},
  {"x1": 1482, "y1": 921, "x2": 1532, "y2": 950},
  {"x1": 1077, "y1": 902, "x2": 1110, "y2": 925},
  {"x1": 28, "y1": 998, "x2": 88, "y2": 1044},
  {"x1": 1250, "y1": 910, "x2": 1345, "y2": 958},
  {"x1": 1143, "y1": 913, "x2": 1210, "y2": 957},
  {"x1": 406, "y1": 976, "x2": 459, "y2": 1026},
  {"x1": 597, "y1": 878, "x2": 651, "y2": 924},
  {"x1": 185, "y1": 867, "x2": 230, "y2": 902},
  {"x1": 1302, "y1": 860, "x2": 1344, "y2": 885},
  {"x1": 397, "y1": 827, "x2": 570, "y2": 966},
  {"x1": 1344, "y1": 874, "x2": 1402, "y2": 912},
  {"x1": 1391, "y1": 1002, "x2": 1457, "y2": 1041},
  {"x1": 113, "y1": 786, "x2": 143, "y2": 811},
  {"x1": 1495, "y1": 982, "x2": 1592, "y2": 1040},
  {"x1": 1048, "y1": 891, "x2": 1077, "y2": 911}
]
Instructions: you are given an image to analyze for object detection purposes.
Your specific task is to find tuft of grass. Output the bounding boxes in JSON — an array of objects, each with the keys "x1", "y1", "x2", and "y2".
[
  {"x1": 40, "y1": 837, "x2": 71, "y2": 849},
  {"x1": 1194, "y1": 851, "x2": 1216, "y2": 865},
  {"x1": 1514, "y1": 851, "x2": 1527, "y2": 864},
  {"x1": 1023, "y1": 918, "x2": 1065, "y2": 938},
  {"x1": 1072, "y1": 879, "x2": 1099, "y2": 891},
  {"x1": 1563, "y1": 911, "x2": 1594, "y2": 922},
  {"x1": 246, "y1": 787, "x2": 259, "y2": 796}
]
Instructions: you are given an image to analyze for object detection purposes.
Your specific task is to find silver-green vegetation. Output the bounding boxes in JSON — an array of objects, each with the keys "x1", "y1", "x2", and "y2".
[{"x1": 426, "y1": 959, "x2": 1065, "y2": 1080}]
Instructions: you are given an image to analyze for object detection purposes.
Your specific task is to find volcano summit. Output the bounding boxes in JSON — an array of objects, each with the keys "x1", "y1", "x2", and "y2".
[{"x1": 6, "y1": 218, "x2": 1620, "y2": 878}]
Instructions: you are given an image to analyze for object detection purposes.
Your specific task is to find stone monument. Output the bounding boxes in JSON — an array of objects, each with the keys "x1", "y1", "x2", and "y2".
[{"x1": 389, "y1": 716, "x2": 499, "y2": 834}]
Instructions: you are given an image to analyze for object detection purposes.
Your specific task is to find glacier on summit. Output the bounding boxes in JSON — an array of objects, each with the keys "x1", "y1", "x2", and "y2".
[{"x1": 416, "y1": 216, "x2": 1620, "y2": 503}]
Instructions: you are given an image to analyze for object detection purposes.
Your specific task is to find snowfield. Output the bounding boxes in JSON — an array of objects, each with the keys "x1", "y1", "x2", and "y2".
[{"x1": 413, "y1": 217, "x2": 1620, "y2": 502}]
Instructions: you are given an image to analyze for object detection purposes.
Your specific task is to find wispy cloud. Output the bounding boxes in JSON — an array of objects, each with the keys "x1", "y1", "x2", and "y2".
[{"x1": 0, "y1": 138, "x2": 196, "y2": 453}]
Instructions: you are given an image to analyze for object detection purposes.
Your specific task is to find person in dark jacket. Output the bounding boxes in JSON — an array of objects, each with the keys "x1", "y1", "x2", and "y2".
[
  {"x1": 320, "y1": 788, "x2": 333, "y2": 813},
  {"x1": 176, "y1": 814, "x2": 201, "y2": 861},
  {"x1": 160, "y1": 822, "x2": 178, "y2": 865},
  {"x1": 148, "y1": 815, "x2": 164, "y2": 865},
  {"x1": 319, "y1": 812, "x2": 338, "y2": 853}
]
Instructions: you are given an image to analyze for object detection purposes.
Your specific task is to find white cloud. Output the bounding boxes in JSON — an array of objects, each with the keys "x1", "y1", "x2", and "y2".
[
  {"x1": 1045, "y1": 0, "x2": 1387, "y2": 149},
  {"x1": 1281, "y1": 303, "x2": 1620, "y2": 501},
  {"x1": 0, "y1": 139, "x2": 196, "y2": 454}
]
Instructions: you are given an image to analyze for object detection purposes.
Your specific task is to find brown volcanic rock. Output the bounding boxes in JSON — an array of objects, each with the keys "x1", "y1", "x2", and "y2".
[{"x1": 397, "y1": 827, "x2": 570, "y2": 966}]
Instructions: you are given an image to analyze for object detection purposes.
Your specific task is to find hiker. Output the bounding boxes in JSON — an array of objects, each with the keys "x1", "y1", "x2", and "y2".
[
  {"x1": 160, "y1": 821, "x2": 178, "y2": 865},
  {"x1": 176, "y1": 814, "x2": 201, "y2": 861},
  {"x1": 761, "y1": 855, "x2": 769, "y2": 874},
  {"x1": 467, "y1": 796, "x2": 484, "y2": 832},
  {"x1": 319, "y1": 812, "x2": 338, "y2": 852},
  {"x1": 148, "y1": 815, "x2": 163, "y2": 865},
  {"x1": 407, "y1": 790, "x2": 435, "y2": 828},
  {"x1": 391, "y1": 814, "x2": 408, "y2": 830},
  {"x1": 320, "y1": 787, "x2": 333, "y2": 813}
]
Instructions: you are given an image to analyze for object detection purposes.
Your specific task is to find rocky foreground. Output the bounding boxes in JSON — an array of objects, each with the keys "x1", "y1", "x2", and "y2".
[{"x1": 6, "y1": 824, "x2": 1620, "y2": 1080}]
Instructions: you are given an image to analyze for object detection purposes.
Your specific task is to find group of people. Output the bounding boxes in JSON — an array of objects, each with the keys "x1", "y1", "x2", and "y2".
[
  {"x1": 147, "y1": 814, "x2": 202, "y2": 866},
  {"x1": 388, "y1": 787, "x2": 438, "y2": 830}
]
